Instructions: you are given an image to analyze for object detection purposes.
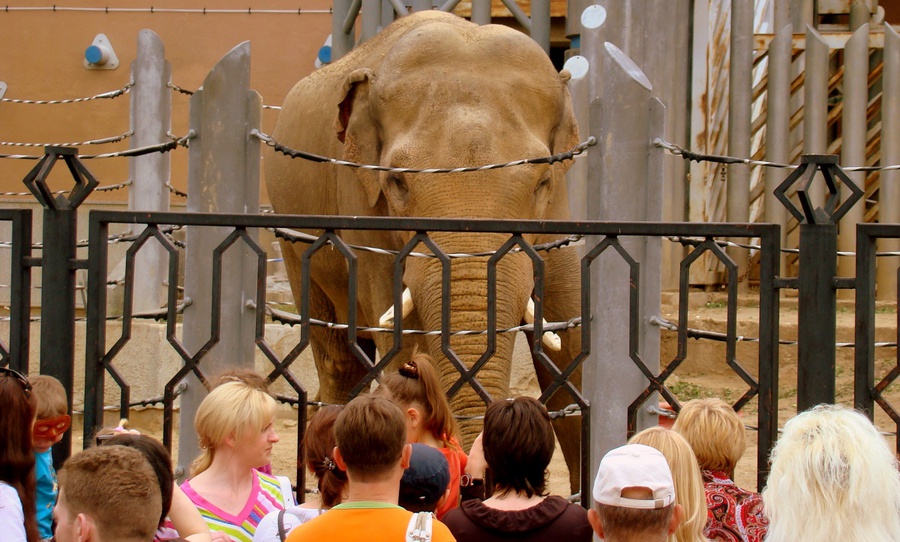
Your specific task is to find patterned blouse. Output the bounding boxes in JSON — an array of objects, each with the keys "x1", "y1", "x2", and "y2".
[
  {"x1": 701, "y1": 469, "x2": 768, "y2": 542},
  {"x1": 182, "y1": 471, "x2": 286, "y2": 542}
]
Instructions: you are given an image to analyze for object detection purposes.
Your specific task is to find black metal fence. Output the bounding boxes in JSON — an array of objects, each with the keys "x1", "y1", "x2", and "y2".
[{"x1": 0, "y1": 147, "x2": 897, "y2": 502}]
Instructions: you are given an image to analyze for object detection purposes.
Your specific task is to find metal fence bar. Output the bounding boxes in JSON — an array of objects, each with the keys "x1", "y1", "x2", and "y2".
[
  {"x1": 855, "y1": 223, "x2": 900, "y2": 455},
  {"x1": 0, "y1": 209, "x2": 32, "y2": 374},
  {"x1": 84, "y1": 215, "x2": 110, "y2": 448},
  {"x1": 756, "y1": 221, "x2": 781, "y2": 489}
]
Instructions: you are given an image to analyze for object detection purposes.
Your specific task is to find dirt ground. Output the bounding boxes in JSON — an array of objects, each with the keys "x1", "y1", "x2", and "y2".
[{"x1": 71, "y1": 293, "x2": 897, "y2": 499}]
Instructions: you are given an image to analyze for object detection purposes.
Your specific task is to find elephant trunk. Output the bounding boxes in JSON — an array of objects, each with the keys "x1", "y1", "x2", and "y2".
[{"x1": 405, "y1": 237, "x2": 534, "y2": 447}]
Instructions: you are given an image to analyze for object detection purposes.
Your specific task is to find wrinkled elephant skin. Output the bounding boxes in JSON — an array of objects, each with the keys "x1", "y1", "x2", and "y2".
[{"x1": 266, "y1": 11, "x2": 584, "y2": 492}]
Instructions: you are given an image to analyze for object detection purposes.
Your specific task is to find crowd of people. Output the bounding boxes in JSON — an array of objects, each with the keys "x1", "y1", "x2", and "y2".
[{"x1": 3, "y1": 361, "x2": 900, "y2": 542}]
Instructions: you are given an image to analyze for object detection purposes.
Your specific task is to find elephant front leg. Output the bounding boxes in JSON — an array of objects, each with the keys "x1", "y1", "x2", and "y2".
[
  {"x1": 307, "y1": 282, "x2": 371, "y2": 404},
  {"x1": 528, "y1": 328, "x2": 583, "y2": 497},
  {"x1": 527, "y1": 245, "x2": 584, "y2": 496}
]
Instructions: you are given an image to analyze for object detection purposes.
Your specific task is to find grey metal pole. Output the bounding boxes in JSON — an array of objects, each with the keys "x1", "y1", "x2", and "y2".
[
  {"x1": 177, "y1": 42, "x2": 263, "y2": 479},
  {"x1": 727, "y1": 0, "x2": 752, "y2": 292},
  {"x1": 766, "y1": 24, "x2": 792, "y2": 276},
  {"x1": 129, "y1": 29, "x2": 171, "y2": 314},
  {"x1": 849, "y1": 0, "x2": 871, "y2": 30},
  {"x1": 773, "y1": 0, "x2": 790, "y2": 29},
  {"x1": 584, "y1": 39, "x2": 661, "y2": 492},
  {"x1": 411, "y1": 0, "x2": 430, "y2": 12},
  {"x1": 878, "y1": 24, "x2": 900, "y2": 300},
  {"x1": 471, "y1": 0, "x2": 490, "y2": 25},
  {"x1": 564, "y1": 54, "x2": 589, "y2": 222},
  {"x1": 837, "y1": 24, "x2": 869, "y2": 295},
  {"x1": 804, "y1": 26, "x2": 829, "y2": 209},
  {"x1": 530, "y1": 0, "x2": 550, "y2": 53},
  {"x1": 332, "y1": 0, "x2": 355, "y2": 61},
  {"x1": 360, "y1": 0, "x2": 381, "y2": 44},
  {"x1": 791, "y1": 0, "x2": 814, "y2": 28}
]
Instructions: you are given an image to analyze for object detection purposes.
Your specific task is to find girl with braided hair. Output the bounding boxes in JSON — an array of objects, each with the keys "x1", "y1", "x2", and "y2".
[{"x1": 376, "y1": 351, "x2": 466, "y2": 519}]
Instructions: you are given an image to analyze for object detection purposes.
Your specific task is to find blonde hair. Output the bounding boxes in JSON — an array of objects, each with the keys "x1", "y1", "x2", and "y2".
[
  {"x1": 672, "y1": 398, "x2": 746, "y2": 472},
  {"x1": 630, "y1": 427, "x2": 710, "y2": 542},
  {"x1": 762, "y1": 404, "x2": 900, "y2": 542},
  {"x1": 31, "y1": 374, "x2": 68, "y2": 420},
  {"x1": 191, "y1": 381, "x2": 277, "y2": 476}
]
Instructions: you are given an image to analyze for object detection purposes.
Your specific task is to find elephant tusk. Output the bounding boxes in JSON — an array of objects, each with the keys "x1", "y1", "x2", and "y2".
[
  {"x1": 379, "y1": 287, "x2": 414, "y2": 327},
  {"x1": 525, "y1": 299, "x2": 562, "y2": 351}
]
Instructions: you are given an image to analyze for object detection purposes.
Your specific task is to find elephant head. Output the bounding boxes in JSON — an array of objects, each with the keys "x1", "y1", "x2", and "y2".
[{"x1": 334, "y1": 20, "x2": 581, "y2": 444}]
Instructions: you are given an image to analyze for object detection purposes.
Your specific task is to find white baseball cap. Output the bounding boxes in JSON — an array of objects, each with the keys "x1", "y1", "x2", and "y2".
[{"x1": 592, "y1": 444, "x2": 676, "y2": 509}]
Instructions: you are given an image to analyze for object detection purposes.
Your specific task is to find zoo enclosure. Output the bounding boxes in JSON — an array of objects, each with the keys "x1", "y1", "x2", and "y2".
[{"x1": 0, "y1": 3, "x2": 897, "y2": 503}]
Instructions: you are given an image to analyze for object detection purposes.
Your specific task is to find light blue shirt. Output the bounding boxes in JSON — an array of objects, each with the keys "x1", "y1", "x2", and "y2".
[{"x1": 34, "y1": 448, "x2": 57, "y2": 539}]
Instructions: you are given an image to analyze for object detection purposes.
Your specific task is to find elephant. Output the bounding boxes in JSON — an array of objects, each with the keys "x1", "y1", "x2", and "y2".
[{"x1": 265, "y1": 10, "x2": 584, "y2": 492}]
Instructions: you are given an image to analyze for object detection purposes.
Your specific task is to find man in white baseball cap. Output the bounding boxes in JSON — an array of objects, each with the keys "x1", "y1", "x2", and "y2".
[{"x1": 587, "y1": 444, "x2": 684, "y2": 542}]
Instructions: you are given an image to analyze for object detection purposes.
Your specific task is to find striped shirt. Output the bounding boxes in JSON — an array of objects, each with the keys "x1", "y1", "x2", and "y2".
[{"x1": 182, "y1": 471, "x2": 286, "y2": 542}]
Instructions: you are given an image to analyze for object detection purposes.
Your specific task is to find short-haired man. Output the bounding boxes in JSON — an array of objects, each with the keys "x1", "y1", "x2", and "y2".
[
  {"x1": 286, "y1": 395, "x2": 455, "y2": 542},
  {"x1": 53, "y1": 445, "x2": 162, "y2": 542},
  {"x1": 588, "y1": 444, "x2": 684, "y2": 542}
]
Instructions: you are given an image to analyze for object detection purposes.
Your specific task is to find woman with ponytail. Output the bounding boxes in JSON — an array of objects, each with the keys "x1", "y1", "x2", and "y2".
[
  {"x1": 0, "y1": 367, "x2": 39, "y2": 542},
  {"x1": 253, "y1": 406, "x2": 347, "y2": 542},
  {"x1": 181, "y1": 380, "x2": 288, "y2": 542},
  {"x1": 376, "y1": 351, "x2": 466, "y2": 519}
]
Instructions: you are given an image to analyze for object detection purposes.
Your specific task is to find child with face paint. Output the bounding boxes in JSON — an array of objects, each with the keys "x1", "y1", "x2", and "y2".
[{"x1": 29, "y1": 375, "x2": 71, "y2": 542}]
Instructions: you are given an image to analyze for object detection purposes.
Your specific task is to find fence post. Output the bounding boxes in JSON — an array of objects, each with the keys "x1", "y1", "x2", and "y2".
[
  {"x1": 23, "y1": 147, "x2": 98, "y2": 467},
  {"x1": 582, "y1": 37, "x2": 663, "y2": 484},
  {"x1": 129, "y1": 29, "x2": 171, "y2": 313},
  {"x1": 878, "y1": 24, "x2": 899, "y2": 300},
  {"x1": 775, "y1": 154, "x2": 863, "y2": 411},
  {"x1": 176, "y1": 42, "x2": 262, "y2": 478}
]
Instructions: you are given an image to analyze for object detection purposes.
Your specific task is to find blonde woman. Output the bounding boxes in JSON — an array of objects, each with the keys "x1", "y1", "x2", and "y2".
[
  {"x1": 630, "y1": 427, "x2": 710, "y2": 542},
  {"x1": 181, "y1": 381, "x2": 289, "y2": 542},
  {"x1": 762, "y1": 404, "x2": 900, "y2": 542},
  {"x1": 673, "y1": 398, "x2": 766, "y2": 542}
]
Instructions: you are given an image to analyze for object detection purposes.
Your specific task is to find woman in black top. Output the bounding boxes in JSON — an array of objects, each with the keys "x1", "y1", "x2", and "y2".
[{"x1": 442, "y1": 397, "x2": 592, "y2": 541}]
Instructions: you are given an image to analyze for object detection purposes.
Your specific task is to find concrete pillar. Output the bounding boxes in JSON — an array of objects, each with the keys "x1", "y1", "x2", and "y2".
[
  {"x1": 129, "y1": 29, "x2": 171, "y2": 314},
  {"x1": 176, "y1": 42, "x2": 263, "y2": 478}
]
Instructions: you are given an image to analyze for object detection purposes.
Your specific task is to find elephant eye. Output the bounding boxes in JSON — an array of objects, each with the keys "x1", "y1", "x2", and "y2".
[
  {"x1": 386, "y1": 173, "x2": 409, "y2": 201},
  {"x1": 534, "y1": 174, "x2": 551, "y2": 195}
]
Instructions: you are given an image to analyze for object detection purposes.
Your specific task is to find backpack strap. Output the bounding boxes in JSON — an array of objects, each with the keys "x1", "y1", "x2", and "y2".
[
  {"x1": 277, "y1": 509, "x2": 288, "y2": 542},
  {"x1": 405, "y1": 511, "x2": 433, "y2": 542}
]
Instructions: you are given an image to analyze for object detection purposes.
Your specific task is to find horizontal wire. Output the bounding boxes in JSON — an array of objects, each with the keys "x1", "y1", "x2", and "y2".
[
  {"x1": 0, "y1": 131, "x2": 132, "y2": 147},
  {"x1": 1, "y1": 6, "x2": 332, "y2": 14},
  {"x1": 253, "y1": 129, "x2": 595, "y2": 174},
  {"x1": 0, "y1": 82, "x2": 132, "y2": 104},
  {"x1": 654, "y1": 138, "x2": 900, "y2": 173}
]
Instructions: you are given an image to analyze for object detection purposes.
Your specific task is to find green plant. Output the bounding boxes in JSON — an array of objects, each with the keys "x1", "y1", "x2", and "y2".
[{"x1": 705, "y1": 301, "x2": 728, "y2": 309}]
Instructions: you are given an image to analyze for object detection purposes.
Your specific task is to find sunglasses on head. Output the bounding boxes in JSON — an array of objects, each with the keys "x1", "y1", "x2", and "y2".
[{"x1": 0, "y1": 366, "x2": 31, "y2": 397}]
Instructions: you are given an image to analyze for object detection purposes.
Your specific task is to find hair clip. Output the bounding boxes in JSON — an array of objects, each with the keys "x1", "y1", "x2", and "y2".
[
  {"x1": 323, "y1": 457, "x2": 336, "y2": 471},
  {"x1": 399, "y1": 360, "x2": 420, "y2": 379}
]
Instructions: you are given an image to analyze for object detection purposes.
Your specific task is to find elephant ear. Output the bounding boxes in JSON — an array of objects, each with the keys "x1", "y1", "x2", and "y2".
[
  {"x1": 335, "y1": 68, "x2": 383, "y2": 209},
  {"x1": 550, "y1": 70, "x2": 580, "y2": 162}
]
